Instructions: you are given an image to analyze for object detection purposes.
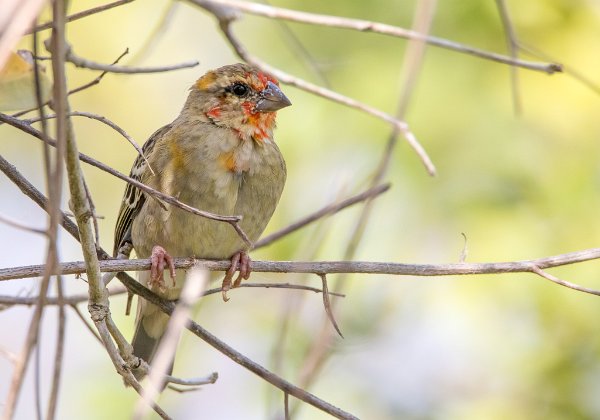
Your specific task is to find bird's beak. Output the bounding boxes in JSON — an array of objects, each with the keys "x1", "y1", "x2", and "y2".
[{"x1": 255, "y1": 81, "x2": 292, "y2": 113}]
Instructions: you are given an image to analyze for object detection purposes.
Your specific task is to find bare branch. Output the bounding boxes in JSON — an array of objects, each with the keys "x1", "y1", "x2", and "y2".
[
  {"x1": 0, "y1": 213, "x2": 47, "y2": 235},
  {"x1": 318, "y1": 274, "x2": 343, "y2": 338},
  {"x1": 496, "y1": 0, "x2": 522, "y2": 115},
  {"x1": 26, "y1": 111, "x2": 150, "y2": 170},
  {"x1": 46, "y1": 277, "x2": 66, "y2": 420},
  {"x1": 0, "y1": 346, "x2": 18, "y2": 364},
  {"x1": 192, "y1": 0, "x2": 562, "y2": 73},
  {"x1": 127, "y1": 1, "x2": 180, "y2": 65},
  {"x1": 118, "y1": 273, "x2": 359, "y2": 420},
  {"x1": 0, "y1": 282, "x2": 344, "y2": 307},
  {"x1": 216, "y1": 19, "x2": 437, "y2": 176},
  {"x1": 69, "y1": 304, "x2": 102, "y2": 344},
  {"x1": 0, "y1": 155, "x2": 80, "y2": 241},
  {"x1": 255, "y1": 183, "x2": 390, "y2": 249},
  {"x1": 530, "y1": 265, "x2": 600, "y2": 297},
  {"x1": 65, "y1": 45, "x2": 198, "y2": 74},
  {"x1": 29, "y1": 0, "x2": 137, "y2": 34},
  {"x1": 165, "y1": 372, "x2": 218, "y2": 387},
  {"x1": 2, "y1": 248, "x2": 600, "y2": 294}
]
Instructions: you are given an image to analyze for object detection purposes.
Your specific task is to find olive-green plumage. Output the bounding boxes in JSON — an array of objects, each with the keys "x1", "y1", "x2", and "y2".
[{"x1": 113, "y1": 63, "x2": 290, "y2": 378}]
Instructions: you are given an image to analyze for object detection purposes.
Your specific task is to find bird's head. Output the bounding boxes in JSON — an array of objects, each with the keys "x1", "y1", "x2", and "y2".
[{"x1": 185, "y1": 63, "x2": 291, "y2": 142}]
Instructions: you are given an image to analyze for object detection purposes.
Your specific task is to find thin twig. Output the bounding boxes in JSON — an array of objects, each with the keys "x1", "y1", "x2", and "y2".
[
  {"x1": 530, "y1": 265, "x2": 600, "y2": 297},
  {"x1": 82, "y1": 177, "x2": 101, "y2": 251},
  {"x1": 459, "y1": 233, "x2": 468, "y2": 263},
  {"x1": 284, "y1": 391, "x2": 290, "y2": 420},
  {"x1": 0, "y1": 213, "x2": 47, "y2": 235},
  {"x1": 69, "y1": 304, "x2": 102, "y2": 344},
  {"x1": 0, "y1": 155, "x2": 80, "y2": 241},
  {"x1": 67, "y1": 49, "x2": 129, "y2": 94},
  {"x1": 26, "y1": 111, "x2": 150, "y2": 170},
  {"x1": 255, "y1": 183, "x2": 390, "y2": 249},
  {"x1": 165, "y1": 372, "x2": 218, "y2": 387},
  {"x1": 66, "y1": 47, "x2": 198, "y2": 74},
  {"x1": 0, "y1": 346, "x2": 19, "y2": 364},
  {"x1": 496, "y1": 0, "x2": 522, "y2": 115},
  {"x1": 518, "y1": 43, "x2": 600, "y2": 96},
  {"x1": 0, "y1": 282, "x2": 344, "y2": 306},
  {"x1": 318, "y1": 274, "x2": 343, "y2": 338},
  {"x1": 127, "y1": 1, "x2": 179, "y2": 65},
  {"x1": 34, "y1": 332, "x2": 42, "y2": 420},
  {"x1": 46, "y1": 277, "x2": 66, "y2": 420},
  {"x1": 28, "y1": 0, "x2": 136, "y2": 34}
]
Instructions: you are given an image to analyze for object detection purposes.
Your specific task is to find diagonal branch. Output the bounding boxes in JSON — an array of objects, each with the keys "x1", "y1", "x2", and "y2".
[
  {"x1": 255, "y1": 183, "x2": 390, "y2": 249},
  {"x1": 216, "y1": 18, "x2": 436, "y2": 176},
  {"x1": 191, "y1": 0, "x2": 561, "y2": 73},
  {"x1": 65, "y1": 46, "x2": 198, "y2": 74},
  {"x1": 26, "y1": 111, "x2": 149, "y2": 170},
  {"x1": 0, "y1": 113, "x2": 252, "y2": 246},
  {"x1": 117, "y1": 273, "x2": 359, "y2": 420},
  {"x1": 28, "y1": 0, "x2": 137, "y2": 34}
]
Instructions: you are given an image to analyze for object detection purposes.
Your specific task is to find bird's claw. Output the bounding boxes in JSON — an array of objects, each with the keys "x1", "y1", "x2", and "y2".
[
  {"x1": 221, "y1": 251, "x2": 251, "y2": 302},
  {"x1": 150, "y1": 245, "x2": 176, "y2": 291}
]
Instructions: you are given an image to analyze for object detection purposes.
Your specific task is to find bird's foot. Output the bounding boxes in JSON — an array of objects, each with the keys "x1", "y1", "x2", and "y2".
[
  {"x1": 221, "y1": 251, "x2": 251, "y2": 302},
  {"x1": 149, "y1": 245, "x2": 176, "y2": 291}
]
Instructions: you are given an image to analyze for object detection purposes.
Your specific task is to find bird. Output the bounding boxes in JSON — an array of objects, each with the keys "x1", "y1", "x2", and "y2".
[{"x1": 112, "y1": 63, "x2": 291, "y2": 380}]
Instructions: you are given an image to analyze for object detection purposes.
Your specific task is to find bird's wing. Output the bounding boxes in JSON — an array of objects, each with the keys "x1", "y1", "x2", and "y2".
[{"x1": 113, "y1": 123, "x2": 173, "y2": 257}]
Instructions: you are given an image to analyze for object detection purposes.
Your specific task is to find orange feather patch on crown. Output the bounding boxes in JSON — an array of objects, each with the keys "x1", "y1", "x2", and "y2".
[{"x1": 196, "y1": 71, "x2": 217, "y2": 90}]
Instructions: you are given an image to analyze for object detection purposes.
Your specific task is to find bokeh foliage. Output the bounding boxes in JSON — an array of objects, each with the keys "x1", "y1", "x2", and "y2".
[{"x1": 1, "y1": 0, "x2": 599, "y2": 418}]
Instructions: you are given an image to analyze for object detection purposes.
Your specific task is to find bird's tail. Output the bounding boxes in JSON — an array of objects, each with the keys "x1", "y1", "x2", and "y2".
[
  {"x1": 131, "y1": 308, "x2": 174, "y2": 381},
  {"x1": 131, "y1": 270, "x2": 179, "y2": 381}
]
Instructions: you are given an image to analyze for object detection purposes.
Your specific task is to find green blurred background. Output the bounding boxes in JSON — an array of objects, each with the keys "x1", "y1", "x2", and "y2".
[{"x1": 1, "y1": 0, "x2": 600, "y2": 418}]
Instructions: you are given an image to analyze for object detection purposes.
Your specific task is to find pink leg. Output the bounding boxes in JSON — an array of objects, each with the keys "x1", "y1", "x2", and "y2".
[
  {"x1": 221, "y1": 251, "x2": 251, "y2": 302},
  {"x1": 149, "y1": 245, "x2": 176, "y2": 291}
]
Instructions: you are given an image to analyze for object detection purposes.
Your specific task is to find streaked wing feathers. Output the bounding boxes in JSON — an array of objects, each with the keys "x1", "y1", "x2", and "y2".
[{"x1": 113, "y1": 123, "x2": 173, "y2": 257}]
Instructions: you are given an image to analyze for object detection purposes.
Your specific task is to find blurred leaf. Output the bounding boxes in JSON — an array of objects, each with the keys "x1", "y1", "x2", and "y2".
[{"x1": 0, "y1": 49, "x2": 52, "y2": 111}]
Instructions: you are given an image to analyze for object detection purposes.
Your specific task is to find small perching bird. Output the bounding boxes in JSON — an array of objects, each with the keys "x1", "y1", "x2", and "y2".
[{"x1": 113, "y1": 63, "x2": 291, "y2": 378}]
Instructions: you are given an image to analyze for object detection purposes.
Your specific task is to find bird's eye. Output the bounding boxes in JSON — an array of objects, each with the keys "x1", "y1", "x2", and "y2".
[{"x1": 230, "y1": 83, "x2": 249, "y2": 97}]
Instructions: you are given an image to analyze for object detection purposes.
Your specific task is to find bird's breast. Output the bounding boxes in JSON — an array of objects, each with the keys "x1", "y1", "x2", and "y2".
[{"x1": 132, "y1": 128, "x2": 285, "y2": 260}]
